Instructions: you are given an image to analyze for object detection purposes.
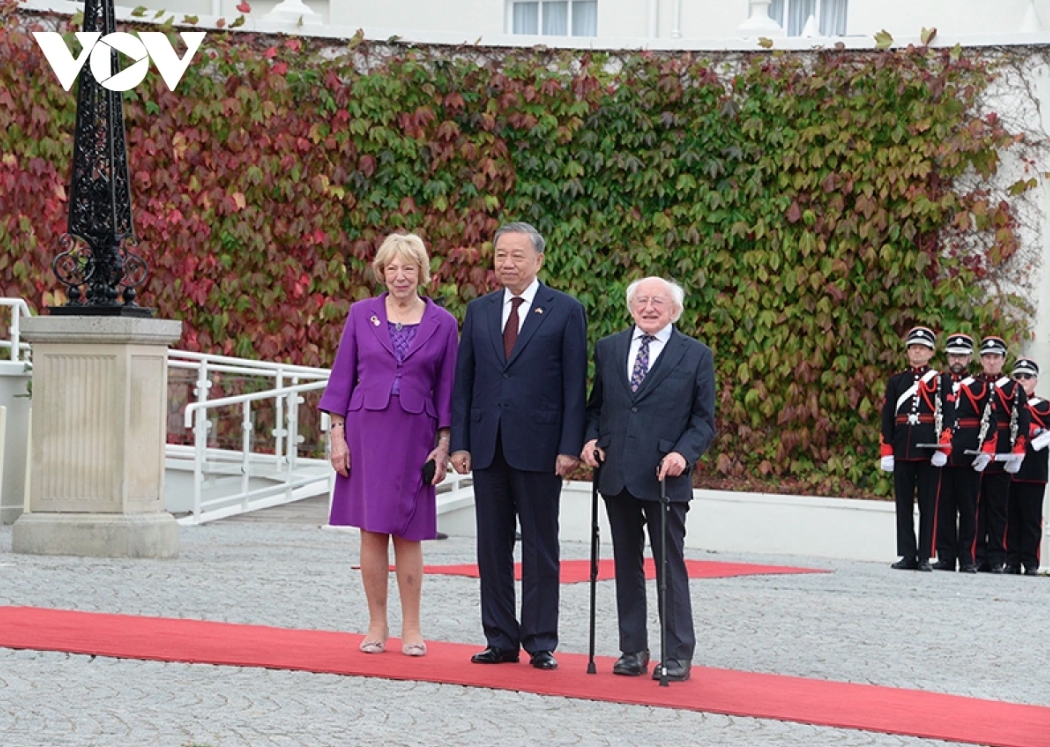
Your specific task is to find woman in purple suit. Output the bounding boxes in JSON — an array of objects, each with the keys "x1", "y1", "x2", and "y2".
[{"x1": 319, "y1": 233, "x2": 458, "y2": 658}]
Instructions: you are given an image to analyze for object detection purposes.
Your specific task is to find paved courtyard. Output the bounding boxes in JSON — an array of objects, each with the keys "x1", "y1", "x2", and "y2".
[{"x1": 1, "y1": 497, "x2": 1047, "y2": 747}]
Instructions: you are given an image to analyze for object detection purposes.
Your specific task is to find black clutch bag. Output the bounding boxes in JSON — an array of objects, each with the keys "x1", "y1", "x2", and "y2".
[{"x1": 422, "y1": 458, "x2": 437, "y2": 485}]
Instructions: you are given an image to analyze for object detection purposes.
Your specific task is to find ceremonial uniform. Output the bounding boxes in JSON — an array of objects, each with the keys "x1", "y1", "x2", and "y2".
[
  {"x1": 1006, "y1": 358, "x2": 1049, "y2": 575},
  {"x1": 974, "y1": 337, "x2": 1029, "y2": 573},
  {"x1": 880, "y1": 327, "x2": 951, "y2": 570},
  {"x1": 933, "y1": 333, "x2": 977, "y2": 571}
]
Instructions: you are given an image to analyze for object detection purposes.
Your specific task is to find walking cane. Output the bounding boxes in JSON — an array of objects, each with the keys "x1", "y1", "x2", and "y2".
[
  {"x1": 657, "y1": 464, "x2": 670, "y2": 687},
  {"x1": 587, "y1": 455, "x2": 601, "y2": 674}
]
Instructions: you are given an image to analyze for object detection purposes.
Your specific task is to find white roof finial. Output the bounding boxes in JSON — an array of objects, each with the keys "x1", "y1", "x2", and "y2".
[
  {"x1": 800, "y1": 13, "x2": 820, "y2": 37},
  {"x1": 1021, "y1": 0, "x2": 1043, "y2": 32},
  {"x1": 738, "y1": 0, "x2": 786, "y2": 38}
]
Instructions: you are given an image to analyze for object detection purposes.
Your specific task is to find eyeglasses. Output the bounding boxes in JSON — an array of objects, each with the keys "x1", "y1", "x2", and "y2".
[{"x1": 1014, "y1": 374, "x2": 1035, "y2": 380}]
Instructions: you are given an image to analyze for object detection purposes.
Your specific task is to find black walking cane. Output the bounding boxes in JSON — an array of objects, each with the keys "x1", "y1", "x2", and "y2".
[
  {"x1": 587, "y1": 454, "x2": 601, "y2": 674},
  {"x1": 657, "y1": 462, "x2": 670, "y2": 687}
]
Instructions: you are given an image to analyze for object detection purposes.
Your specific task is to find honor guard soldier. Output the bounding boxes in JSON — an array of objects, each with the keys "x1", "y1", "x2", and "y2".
[
  {"x1": 973, "y1": 336, "x2": 1029, "y2": 573},
  {"x1": 1005, "y1": 358, "x2": 1049, "y2": 575},
  {"x1": 880, "y1": 326, "x2": 951, "y2": 571},
  {"x1": 932, "y1": 333, "x2": 975, "y2": 571}
]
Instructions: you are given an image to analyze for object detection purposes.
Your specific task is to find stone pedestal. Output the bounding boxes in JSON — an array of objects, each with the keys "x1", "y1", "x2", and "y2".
[
  {"x1": 0, "y1": 360, "x2": 32, "y2": 525},
  {"x1": 12, "y1": 316, "x2": 183, "y2": 558}
]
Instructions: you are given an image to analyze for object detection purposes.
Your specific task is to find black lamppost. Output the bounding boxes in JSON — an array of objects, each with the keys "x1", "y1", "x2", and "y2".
[{"x1": 50, "y1": 0, "x2": 151, "y2": 317}]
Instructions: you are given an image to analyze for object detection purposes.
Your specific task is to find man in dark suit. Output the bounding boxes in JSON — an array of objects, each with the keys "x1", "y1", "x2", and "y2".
[
  {"x1": 450, "y1": 221, "x2": 588, "y2": 671},
  {"x1": 581, "y1": 277, "x2": 716, "y2": 683}
]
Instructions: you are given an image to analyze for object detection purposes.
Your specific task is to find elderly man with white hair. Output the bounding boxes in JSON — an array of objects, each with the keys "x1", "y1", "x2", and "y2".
[{"x1": 581, "y1": 276, "x2": 716, "y2": 683}]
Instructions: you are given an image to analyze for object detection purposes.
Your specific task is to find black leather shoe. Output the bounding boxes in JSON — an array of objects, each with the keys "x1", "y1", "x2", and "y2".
[
  {"x1": 931, "y1": 560, "x2": 956, "y2": 571},
  {"x1": 1004, "y1": 565, "x2": 1021, "y2": 575},
  {"x1": 891, "y1": 558, "x2": 917, "y2": 570},
  {"x1": 471, "y1": 646, "x2": 519, "y2": 664},
  {"x1": 1024, "y1": 567, "x2": 1040, "y2": 576},
  {"x1": 612, "y1": 650, "x2": 650, "y2": 676},
  {"x1": 529, "y1": 650, "x2": 557, "y2": 670},
  {"x1": 652, "y1": 659, "x2": 691, "y2": 682},
  {"x1": 916, "y1": 560, "x2": 932, "y2": 572},
  {"x1": 989, "y1": 564, "x2": 1005, "y2": 574},
  {"x1": 960, "y1": 564, "x2": 978, "y2": 573}
]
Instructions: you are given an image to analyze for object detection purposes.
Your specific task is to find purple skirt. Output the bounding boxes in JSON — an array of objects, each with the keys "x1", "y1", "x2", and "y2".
[{"x1": 329, "y1": 396, "x2": 437, "y2": 541}]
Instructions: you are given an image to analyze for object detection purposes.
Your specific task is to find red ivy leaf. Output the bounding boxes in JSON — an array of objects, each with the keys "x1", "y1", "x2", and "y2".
[
  {"x1": 272, "y1": 62, "x2": 288, "y2": 75},
  {"x1": 236, "y1": 1, "x2": 251, "y2": 13},
  {"x1": 263, "y1": 46, "x2": 278, "y2": 59}
]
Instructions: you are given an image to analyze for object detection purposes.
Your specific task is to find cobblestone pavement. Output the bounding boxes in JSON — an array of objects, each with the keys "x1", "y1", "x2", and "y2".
[{"x1": 1, "y1": 498, "x2": 1047, "y2": 747}]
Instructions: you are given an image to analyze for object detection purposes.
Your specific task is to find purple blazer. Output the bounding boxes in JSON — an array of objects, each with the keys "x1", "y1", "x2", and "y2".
[{"x1": 319, "y1": 294, "x2": 459, "y2": 427}]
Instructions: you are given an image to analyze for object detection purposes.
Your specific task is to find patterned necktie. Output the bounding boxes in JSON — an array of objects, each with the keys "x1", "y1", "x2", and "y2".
[
  {"x1": 503, "y1": 296, "x2": 524, "y2": 360},
  {"x1": 630, "y1": 334, "x2": 655, "y2": 392}
]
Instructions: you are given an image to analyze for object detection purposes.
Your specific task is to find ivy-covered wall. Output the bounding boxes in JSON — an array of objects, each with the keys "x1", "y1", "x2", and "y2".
[{"x1": 0, "y1": 6, "x2": 1038, "y2": 496}]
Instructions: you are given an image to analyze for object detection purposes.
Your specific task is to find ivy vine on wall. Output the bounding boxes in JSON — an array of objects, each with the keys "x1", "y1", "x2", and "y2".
[{"x1": 0, "y1": 3, "x2": 1040, "y2": 496}]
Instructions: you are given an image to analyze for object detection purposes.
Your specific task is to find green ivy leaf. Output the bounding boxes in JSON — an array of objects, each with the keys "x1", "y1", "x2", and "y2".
[{"x1": 874, "y1": 30, "x2": 893, "y2": 49}]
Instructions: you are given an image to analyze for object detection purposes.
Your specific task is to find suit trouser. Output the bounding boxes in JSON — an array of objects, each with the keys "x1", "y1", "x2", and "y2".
[
  {"x1": 935, "y1": 465, "x2": 980, "y2": 567},
  {"x1": 894, "y1": 459, "x2": 938, "y2": 561},
  {"x1": 978, "y1": 471, "x2": 1011, "y2": 569},
  {"x1": 472, "y1": 432, "x2": 562, "y2": 654},
  {"x1": 1007, "y1": 481, "x2": 1046, "y2": 571},
  {"x1": 603, "y1": 489, "x2": 694, "y2": 662}
]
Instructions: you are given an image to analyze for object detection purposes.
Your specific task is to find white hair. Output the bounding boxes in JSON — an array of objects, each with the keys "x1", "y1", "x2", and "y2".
[{"x1": 625, "y1": 277, "x2": 685, "y2": 323}]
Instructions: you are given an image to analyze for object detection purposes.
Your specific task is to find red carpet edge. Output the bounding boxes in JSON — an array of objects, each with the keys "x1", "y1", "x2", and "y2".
[
  {"x1": 1, "y1": 606, "x2": 1046, "y2": 747},
  {"x1": 416, "y1": 558, "x2": 829, "y2": 582}
]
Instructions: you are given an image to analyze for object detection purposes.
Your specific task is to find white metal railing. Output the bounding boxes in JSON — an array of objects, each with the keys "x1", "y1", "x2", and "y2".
[
  {"x1": 168, "y1": 350, "x2": 329, "y2": 469},
  {"x1": 179, "y1": 379, "x2": 331, "y2": 523},
  {"x1": 0, "y1": 298, "x2": 33, "y2": 363},
  {"x1": 0, "y1": 297, "x2": 338, "y2": 524}
]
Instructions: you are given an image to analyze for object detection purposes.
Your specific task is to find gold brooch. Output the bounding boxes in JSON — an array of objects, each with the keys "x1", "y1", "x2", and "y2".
[{"x1": 534, "y1": 308, "x2": 544, "y2": 314}]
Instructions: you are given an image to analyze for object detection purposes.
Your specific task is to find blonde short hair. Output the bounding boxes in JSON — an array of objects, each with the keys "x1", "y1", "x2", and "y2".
[{"x1": 372, "y1": 233, "x2": 431, "y2": 285}]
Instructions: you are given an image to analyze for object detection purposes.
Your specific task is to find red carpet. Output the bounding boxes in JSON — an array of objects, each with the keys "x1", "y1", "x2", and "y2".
[
  {"x1": 415, "y1": 558, "x2": 827, "y2": 582},
  {"x1": 1, "y1": 606, "x2": 1047, "y2": 747}
]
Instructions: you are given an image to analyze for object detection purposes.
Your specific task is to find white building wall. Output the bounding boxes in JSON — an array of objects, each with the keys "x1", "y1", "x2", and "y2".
[
  {"x1": 328, "y1": 0, "x2": 502, "y2": 36},
  {"x1": 848, "y1": 0, "x2": 1050, "y2": 38},
  {"x1": 1028, "y1": 63, "x2": 1050, "y2": 394},
  {"x1": 57, "y1": 0, "x2": 1050, "y2": 40},
  {"x1": 592, "y1": 1, "x2": 649, "y2": 39}
]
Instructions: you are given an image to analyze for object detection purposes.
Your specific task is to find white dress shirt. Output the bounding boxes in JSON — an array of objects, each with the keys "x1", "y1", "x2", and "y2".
[
  {"x1": 627, "y1": 323, "x2": 672, "y2": 381},
  {"x1": 501, "y1": 278, "x2": 540, "y2": 333}
]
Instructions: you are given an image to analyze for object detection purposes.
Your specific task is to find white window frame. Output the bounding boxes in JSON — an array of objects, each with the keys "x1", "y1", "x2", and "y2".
[
  {"x1": 506, "y1": 0, "x2": 597, "y2": 37},
  {"x1": 769, "y1": 0, "x2": 848, "y2": 37}
]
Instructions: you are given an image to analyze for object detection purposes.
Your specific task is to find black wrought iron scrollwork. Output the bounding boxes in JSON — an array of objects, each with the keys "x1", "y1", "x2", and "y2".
[
  {"x1": 50, "y1": 0, "x2": 152, "y2": 317},
  {"x1": 52, "y1": 233, "x2": 149, "y2": 308}
]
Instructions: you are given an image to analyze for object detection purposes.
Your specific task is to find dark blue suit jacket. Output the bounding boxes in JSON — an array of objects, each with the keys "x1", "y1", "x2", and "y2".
[
  {"x1": 585, "y1": 327, "x2": 716, "y2": 502},
  {"x1": 451, "y1": 282, "x2": 588, "y2": 472}
]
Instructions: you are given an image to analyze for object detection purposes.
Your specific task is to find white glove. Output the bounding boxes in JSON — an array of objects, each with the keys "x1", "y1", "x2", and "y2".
[
  {"x1": 931, "y1": 451, "x2": 948, "y2": 468},
  {"x1": 972, "y1": 453, "x2": 992, "y2": 472},
  {"x1": 1032, "y1": 429, "x2": 1050, "y2": 452},
  {"x1": 1005, "y1": 454, "x2": 1024, "y2": 474},
  {"x1": 880, "y1": 456, "x2": 895, "y2": 472}
]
